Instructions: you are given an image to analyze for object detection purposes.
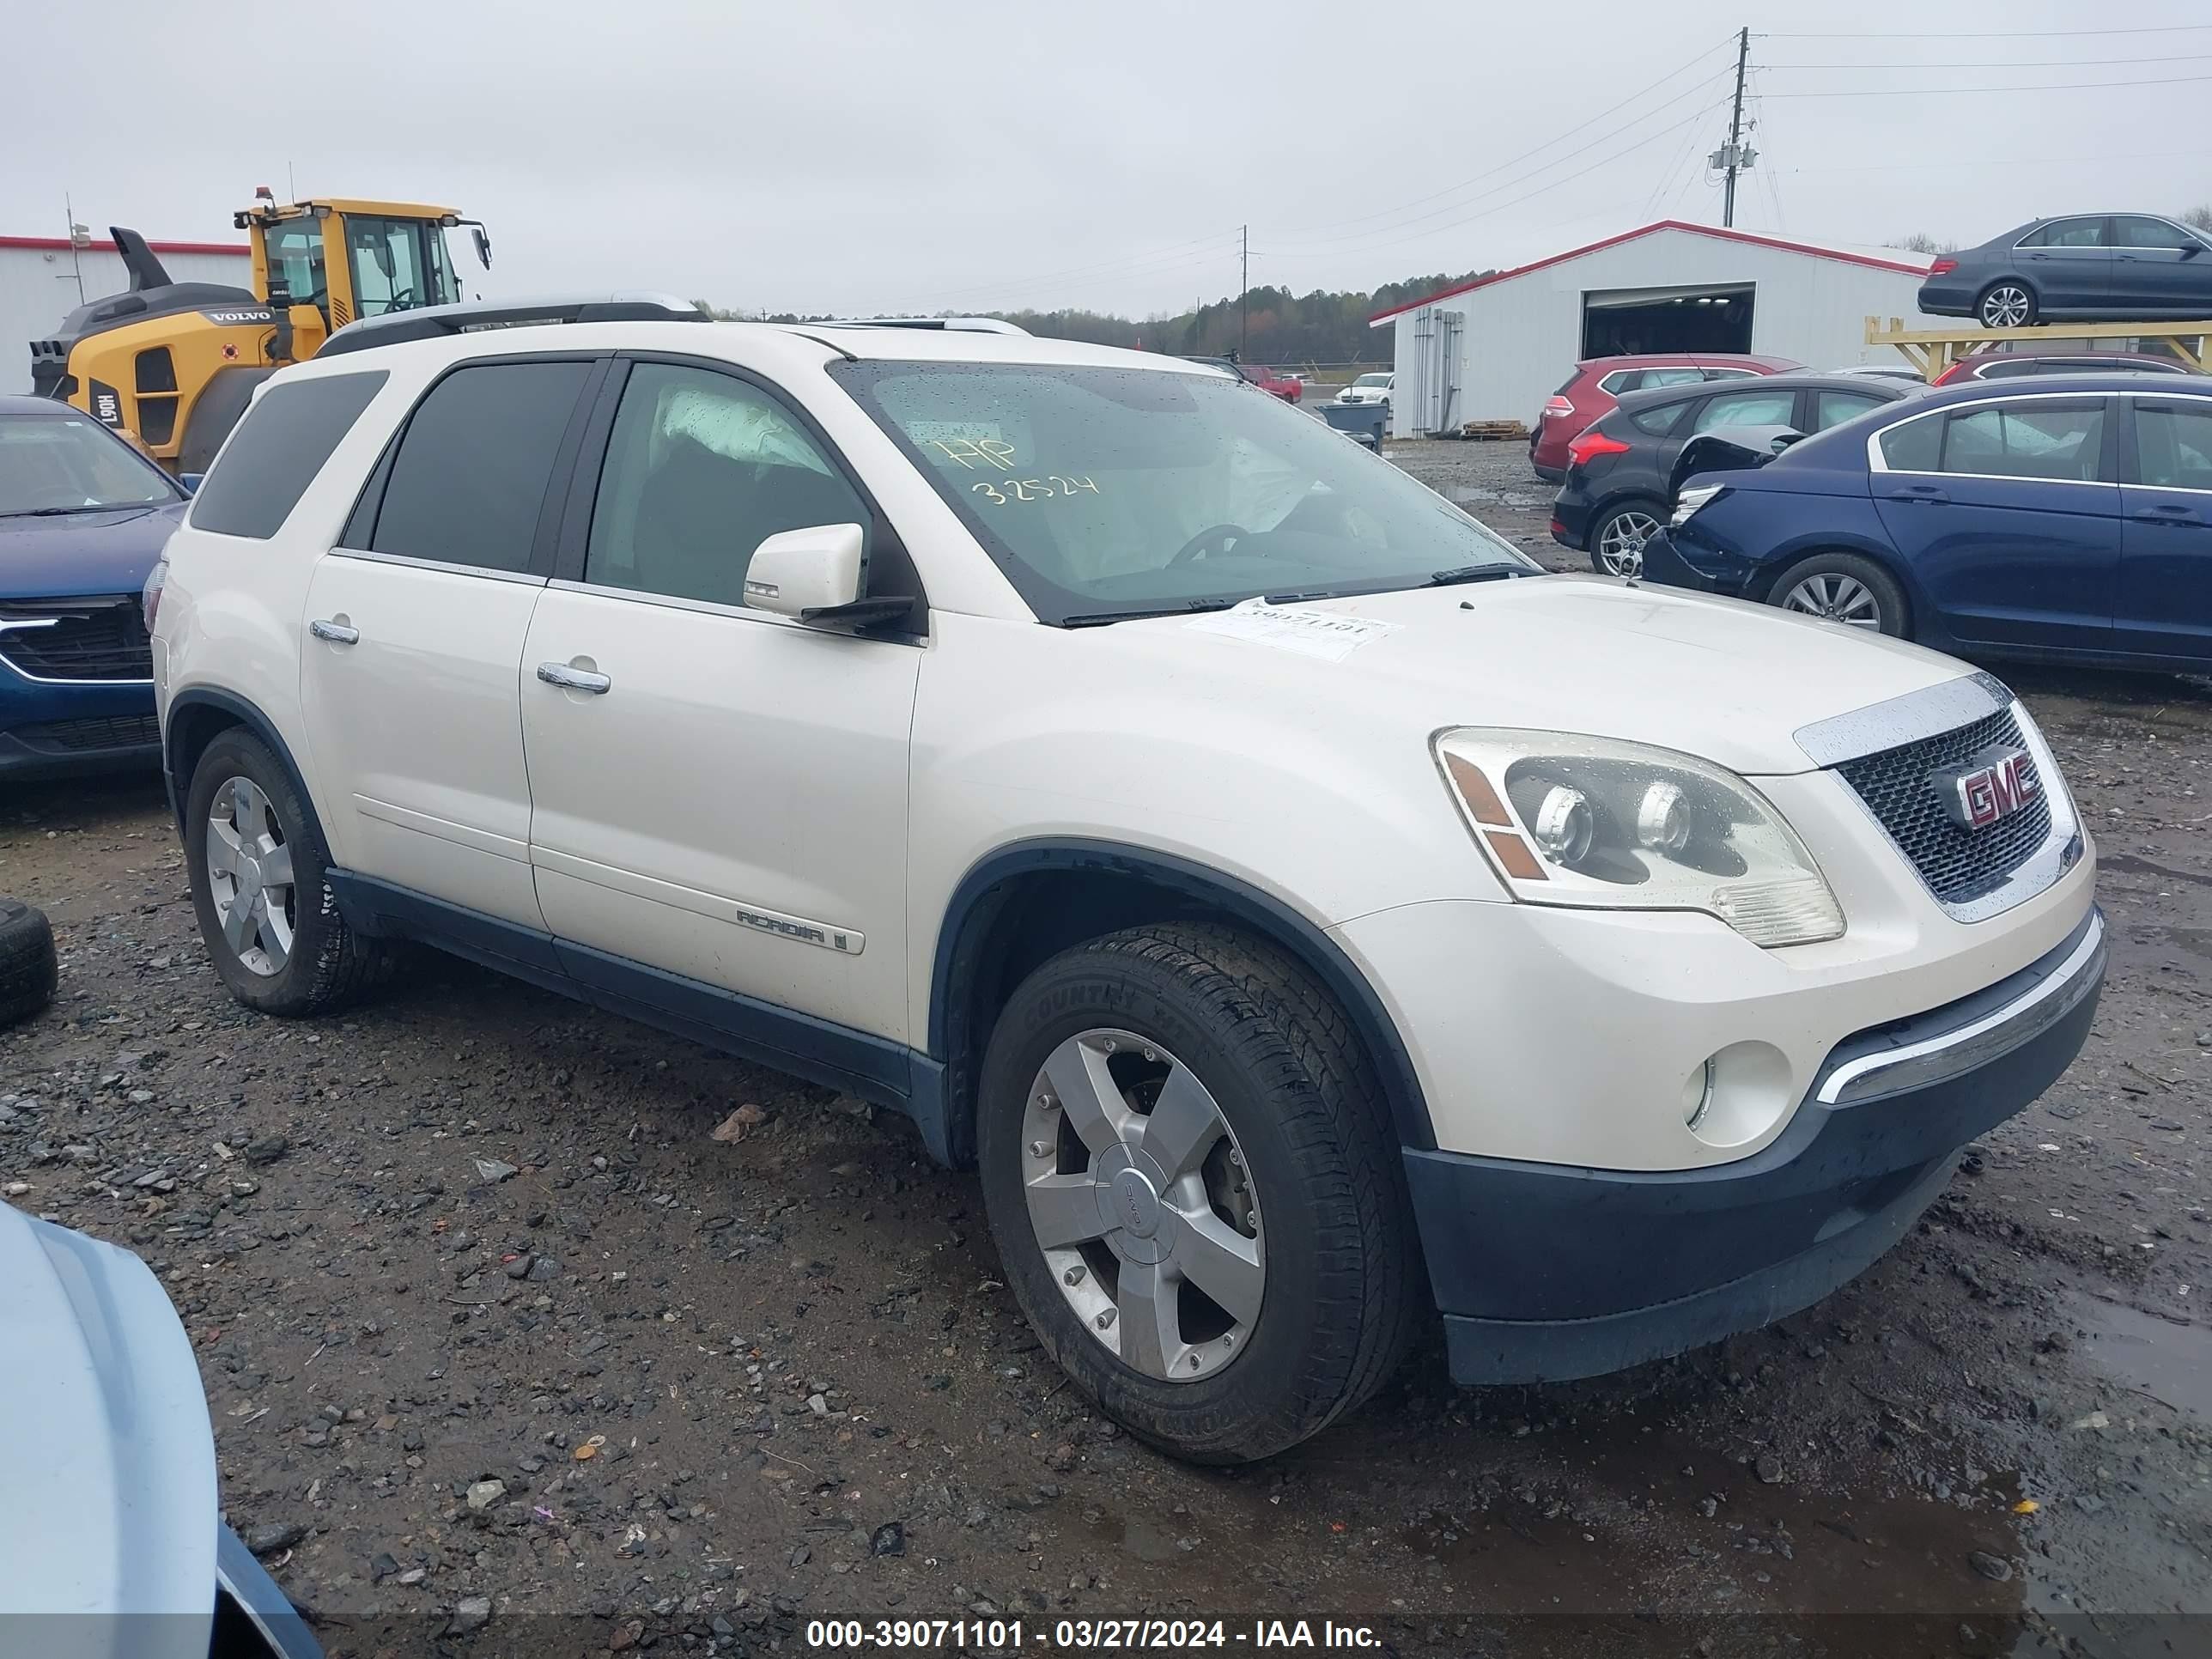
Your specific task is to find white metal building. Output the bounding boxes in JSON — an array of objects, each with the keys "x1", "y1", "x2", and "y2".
[
  {"x1": 1370, "y1": 221, "x2": 1944, "y2": 436},
  {"x1": 1, "y1": 234, "x2": 252, "y2": 395}
]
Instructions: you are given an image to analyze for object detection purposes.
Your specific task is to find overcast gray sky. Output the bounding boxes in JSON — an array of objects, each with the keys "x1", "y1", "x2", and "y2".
[{"x1": 10, "y1": 0, "x2": 2210, "y2": 319}]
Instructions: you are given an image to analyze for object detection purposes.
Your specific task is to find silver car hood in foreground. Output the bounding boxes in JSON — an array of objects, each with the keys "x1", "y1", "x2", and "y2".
[{"x1": 0, "y1": 1200, "x2": 218, "y2": 1657}]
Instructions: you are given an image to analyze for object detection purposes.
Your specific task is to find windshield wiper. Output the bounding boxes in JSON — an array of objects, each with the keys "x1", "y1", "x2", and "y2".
[
  {"x1": 1061, "y1": 599, "x2": 1242, "y2": 628},
  {"x1": 2, "y1": 504, "x2": 142, "y2": 519},
  {"x1": 1425, "y1": 564, "x2": 1532, "y2": 587}
]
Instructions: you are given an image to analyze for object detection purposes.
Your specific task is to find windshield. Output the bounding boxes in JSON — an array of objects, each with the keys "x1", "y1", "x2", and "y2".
[
  {"x1": 0, "y1": 414, "x2": 177, "y2": 515},
  {"x1": 830, "y1": 362, "x2": 1529, "y2": 623},
  {"x1": 346, "y1": 217, "x2": 462, "y2": 316},
  {"x1": 1353, "y1": 373, "x2": 1390, "y2": 388},
  {"x1": 262, "y1": 220, "x2": 328, "y2": 308}
]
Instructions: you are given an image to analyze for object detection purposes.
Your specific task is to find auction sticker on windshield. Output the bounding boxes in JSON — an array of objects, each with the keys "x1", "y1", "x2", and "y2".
[{"x1": 1186, "y1": 599, "x2": 1400, "y2": 663}]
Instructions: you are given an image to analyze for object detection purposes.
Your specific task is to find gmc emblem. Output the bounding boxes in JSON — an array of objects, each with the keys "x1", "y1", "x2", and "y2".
[{"x1": 1932, "y1": 744, "x2": 2039, "y2": 830}]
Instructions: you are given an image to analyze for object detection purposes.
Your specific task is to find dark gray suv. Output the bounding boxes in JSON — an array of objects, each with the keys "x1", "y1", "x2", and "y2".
[
  {"x1": 1919, "y1": 214, "x2": 2212, "y2": 329},
  {"x1": 1549, "y1": 373, "x2": 1917, "y2": 576}
]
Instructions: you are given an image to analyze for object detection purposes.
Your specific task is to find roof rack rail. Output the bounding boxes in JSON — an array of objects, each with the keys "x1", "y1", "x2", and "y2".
[
  {"x1": 812, "y1": 316, "x2": 1029, "y2": 336},
  {"x1": 319, "y1": 293, "x2": 709, "y2": 357}
]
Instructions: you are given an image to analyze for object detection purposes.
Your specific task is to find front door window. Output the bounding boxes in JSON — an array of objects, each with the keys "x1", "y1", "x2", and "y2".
[{"x1": 345, "y1": 218, "x2": 459, "y2": 317}]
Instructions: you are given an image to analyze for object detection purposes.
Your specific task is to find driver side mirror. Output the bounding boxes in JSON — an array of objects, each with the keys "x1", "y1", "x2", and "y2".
[
  {"x1": 742, "y1": 522, "x2": 917, "y2": 632},
  {"x1": 471, "y1": 225, "x2": 492, "y2": 269},
  {"x1": 745, "y1": 523, "x2": 865, "y2": 617}
]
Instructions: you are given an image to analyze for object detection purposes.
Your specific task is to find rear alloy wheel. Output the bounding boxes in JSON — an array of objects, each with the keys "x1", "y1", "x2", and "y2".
[
  {"x1": 184, "y1": 729, "x2": 396, "y2": 1016},
  {"x1": 1978, "y1": 283, "x2": 2037, "y2": 329},
  {"x1": 977, "y1": 924, "x2": 1419, "y2": 1463},
  {"x1": 1772, "y1": 553, "x2": 1909, "y2": 638},
  {"x1": 1591, "y1": 505, "x2": 1662, "y2": 577}
]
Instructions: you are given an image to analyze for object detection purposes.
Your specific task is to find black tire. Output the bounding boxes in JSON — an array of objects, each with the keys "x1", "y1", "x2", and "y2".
[
  {"x1": 0, "y1": 896, "x2": 58, "y2": 1029},
  {"x1": 182, "y1": 728, "x2": 395, "y2": 1017},
  {"x1": 1766, "y1": 551, "x2": 1911, "y2": 639},
  {"x1": 976, "y1": 923, "x2": 1421, "y2": 1463},
  {"x1": 1588, "y1": 499, "x2": 1665, "y2": 577},
  {"x1": 1977, "y1": 280, "x2": 2038, "y2": 330}
]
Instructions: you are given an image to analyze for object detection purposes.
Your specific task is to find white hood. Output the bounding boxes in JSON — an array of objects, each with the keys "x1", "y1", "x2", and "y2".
[{"x1": 1109, "y1": 575, "x2": 1972, "y2": 776}]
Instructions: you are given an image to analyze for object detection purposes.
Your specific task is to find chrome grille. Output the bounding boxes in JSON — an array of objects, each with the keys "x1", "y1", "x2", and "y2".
[
  {"x1": 1835, "y1": 707, "x2": 2052, "y2": 906},
  {"x1": 0, "y1": 596, "x2": 153, "y2": 682}
]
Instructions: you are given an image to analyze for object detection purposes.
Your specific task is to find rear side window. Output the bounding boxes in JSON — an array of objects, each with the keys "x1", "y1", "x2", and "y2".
[
  {"x1": 188, "y1": 370, "x2": 387, "y2": 539},
  {"x1": 368, "y1": 362, "x2": 592, "y2": 573},
  {"x1": 1627, "y1": 402, "x2": 1686, "y2": 437},
  {"x1": 1690, "y1": 390, "x2": 1795, "y2": 434},
  {"x1": 1877, "y1": 411, "x2": 1945, "y2": 471},
  {"x1": 2021, "y1": 217, "x2": 2106, "y2": 249},
  {"x1": 1812, "y1": 391, "x2": 1886, "y2": 430},
  {"x1": 1699, "y1": 368, "x2": 1759, "y2": 383}
]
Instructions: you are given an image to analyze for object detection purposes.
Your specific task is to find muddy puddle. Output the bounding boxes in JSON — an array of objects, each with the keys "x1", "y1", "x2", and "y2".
[
  {"x1": 1059, "y1": 1413, "x2": 2035, "y2": 1654},
  {"x1": 2065, "y1": 1293, "x2": 2212, "y2": 1420}
]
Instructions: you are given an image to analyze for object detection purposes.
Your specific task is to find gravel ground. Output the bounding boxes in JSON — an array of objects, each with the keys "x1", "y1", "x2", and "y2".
[{"x1": 4, "y1": 461, "x2": 2209, "y2": 1656}]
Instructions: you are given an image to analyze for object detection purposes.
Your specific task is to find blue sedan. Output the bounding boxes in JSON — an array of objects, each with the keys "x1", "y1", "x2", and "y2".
[
  {"x1": 1642, "y1": 372, "x2": 2212, "y2": 671},
  {"x1": 1, "y1": 396, "x2": 189, "y2": 778}
]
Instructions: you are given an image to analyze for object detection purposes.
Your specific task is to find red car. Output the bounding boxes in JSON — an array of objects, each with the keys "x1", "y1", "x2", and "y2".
[
  {"x1": 1240, "y1": 363, "x2": 1302, "y2": 403},
  {"x1": 1530, "y1": 353, "x2": 1801, "y2": 482},
  {"x1": 1929, "y1": 349, "x2": 2198, "y2": 386}
]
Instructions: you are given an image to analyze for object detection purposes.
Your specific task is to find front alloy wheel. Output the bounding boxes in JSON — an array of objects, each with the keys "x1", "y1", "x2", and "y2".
[
  {"x1": 1978, "y1": 283, "x2": 2033, "y2": 329},
  {"x1": 1021, "y1": 1029, "x2": 1264, "y2": 1381},
  {"x1": 1593, "y1": 507, "x2": 1660, "y2": 578},
  {"x1": 976, "y1": 924, "x2": 1419, "y2": 1463}
]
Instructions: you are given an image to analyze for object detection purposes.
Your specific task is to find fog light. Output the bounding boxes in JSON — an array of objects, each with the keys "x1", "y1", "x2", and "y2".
[{"x1": 1681, "y1": 1058, "x2": 1716, "y2": 1130}]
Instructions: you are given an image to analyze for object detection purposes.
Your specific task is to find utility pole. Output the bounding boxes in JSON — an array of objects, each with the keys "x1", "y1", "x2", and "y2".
[
  {"x1": 1237, "y1": 225, "x2": 1249, "y2": 362},
  {"x1": 64, "y1": 194, "x2": 87, "y2": 303},
  {"x1": 1723, "y1": 27, "x2": 1749, "y2": 228}
]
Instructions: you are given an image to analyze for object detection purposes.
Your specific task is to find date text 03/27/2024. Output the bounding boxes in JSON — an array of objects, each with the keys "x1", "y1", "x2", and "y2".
[{"x1": 803, "y1": 1619, "x2": 1382, "y2": 1650}]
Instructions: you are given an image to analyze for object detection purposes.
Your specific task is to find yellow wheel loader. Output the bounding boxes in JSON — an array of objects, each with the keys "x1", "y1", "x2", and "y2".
[{"x1": 28, "y1": 194, "x2": 490, "y2": 474}]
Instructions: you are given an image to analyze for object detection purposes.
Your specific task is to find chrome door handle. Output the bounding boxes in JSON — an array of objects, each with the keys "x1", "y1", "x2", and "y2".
[
  {"x1": 308, "y1": 619, "x2": 360, "y2": 645},
  {"x1": 537, "y1": 661, "x2": 611, "y2": 694}
]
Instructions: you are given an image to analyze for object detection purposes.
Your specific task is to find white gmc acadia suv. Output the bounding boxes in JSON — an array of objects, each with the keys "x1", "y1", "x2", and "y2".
[{"x1": 148, "y1": 300, "x2": 2103, "y2": 1462}]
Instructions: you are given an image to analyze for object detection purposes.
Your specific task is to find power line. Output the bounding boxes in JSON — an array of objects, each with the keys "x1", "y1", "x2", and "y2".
[
  {"x1": 1780, "y1": 146, "x2": 2212, "y2": 174},
  {"x1": 1762, "y1": 51, "x2": 2212, "y2": 69},
  {"x1": 1271, "y1": 34, "x2": 1737, "y2": 241},
  {"x1": 1764, "y1": 70, "x2": 2212, "y2": 96},
  {"x1": 1765, "y1": 21, "x2": 2212, "y2": 36},
  {"x1": 1268, "y1": 84, "x2": 1732, "y2": 253},
  {"x1": 1281, "y1": 99, "x2": 1733, "y2": 263}
]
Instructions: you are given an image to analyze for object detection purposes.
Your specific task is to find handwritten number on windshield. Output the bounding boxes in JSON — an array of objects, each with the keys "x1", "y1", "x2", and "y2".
[{"x1": 972, "y1": 476, "x2": 1102, "y2": 506}]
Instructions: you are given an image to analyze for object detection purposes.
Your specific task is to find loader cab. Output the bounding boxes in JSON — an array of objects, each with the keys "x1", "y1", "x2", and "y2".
[{"x1": 240, "y1": 198, "x2": 487, "y2": 333}]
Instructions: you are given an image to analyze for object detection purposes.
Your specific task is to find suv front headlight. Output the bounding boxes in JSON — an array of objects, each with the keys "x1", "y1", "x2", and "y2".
[{"x1": 1435, "y1": 729, "x2": 1844, "y2": 947}]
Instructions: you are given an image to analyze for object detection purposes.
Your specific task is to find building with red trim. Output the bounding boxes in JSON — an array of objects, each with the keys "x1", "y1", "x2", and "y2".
[
  {"x1": 1366, "y1": 220, "x2": 1941, "y2": 436},
  {"x1": 2, "y1": 234, "x2": 252, "y2": 396}
]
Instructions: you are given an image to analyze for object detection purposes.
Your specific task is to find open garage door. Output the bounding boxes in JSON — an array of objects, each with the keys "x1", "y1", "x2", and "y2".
[{"x1": 1582, "y1": 283, "x2": 1754, "y2": 357}]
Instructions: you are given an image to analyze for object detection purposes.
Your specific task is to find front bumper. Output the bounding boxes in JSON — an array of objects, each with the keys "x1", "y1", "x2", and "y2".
[
  {"x1": 1406, "y1": 907, "x2": 2104, "y2": 1384},
  {"x1": 0, "y1": 665, "x2": 161, "y2": 778},
  {"x1": 1635, "y1": 525, "x2": 1749, "y2": 598}
]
